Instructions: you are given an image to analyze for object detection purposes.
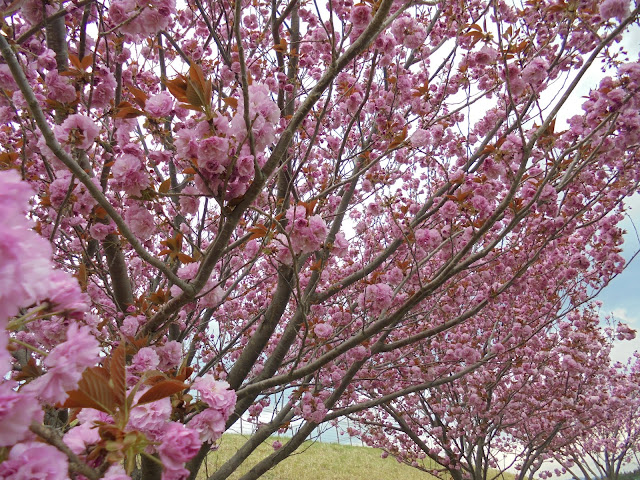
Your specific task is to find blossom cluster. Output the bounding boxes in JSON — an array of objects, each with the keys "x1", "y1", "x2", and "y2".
[
  {"x1": 275, "y1": 205, "x2": 329, "y2": 264},
  {"x1": 175, "y1": 83, "x2": 280, "y2": 201},
  {"x1": 190, "y1": 375, "x2": 238, "y2": 443}
]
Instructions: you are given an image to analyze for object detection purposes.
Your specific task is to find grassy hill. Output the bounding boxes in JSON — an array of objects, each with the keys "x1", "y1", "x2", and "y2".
[{"x1": 197, "y1": 434, "x2": 440, "y2": 480}]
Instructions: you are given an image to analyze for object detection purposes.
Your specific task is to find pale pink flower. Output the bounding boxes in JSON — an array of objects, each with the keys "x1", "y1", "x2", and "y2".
[
  {"x1": 229, "y1": 84, "x2": 279, "y2": 151},
  {"x1": 0, "y1": 441, "x2": 68, "y2": 479},
  {"x1": 415, "y1": 228, "x2": 440, "y2": 249},
  {"x1": 90, "y1": 222, "x2": 115, "y2": 241},
  {"x1": 157, "y1": 340, "x2": 183, "y2": 370},
  {"x1": 45, "y1": 323, "x2": 99, "y2": 371},
  {"x1": 282, "y1": 206, "x2": 328, "y2": 258},
  {"x1": 192, "y1": 375, "x2": 237, "y2": 418},
  {"x1": 357, "y1": 283, "x2": 393, "y2": 315},
  {"x1": 332, "y1": 232, "x2": 349, "y2": 258},
  {"x1": 410, "y1": 128, "x2": 430, "y2": 147},
  {"x1": 146, "y1": 91, "x2": 174, "y2": 117},
  {"x1": 26, "y1": 323, "x2": 100, "y2": 404},
  {"x1": 475, "y1": 46, "x2": 498, "y2": 65},
  {"x1": 350, "y1": 4, "x2": 372, "y2": 29},
  {"x1": 157, "y1": 422, "x2": 200, "y2": 470},
  {"x1": 0, "y1": 64, "x2": 18, "y2": 90},
  {"x1": 0, "y1": 332, "x2": 9, "y2": 376},
  {"x1": 521, "y1": 58, "x2": 548, "y2": 87},
  {"x1": 0, "y1": 171, "x2": 54, "y2": 322},
  {"x1": 48, "y1": 174, "x2": 74, "y2": 208},
  {"x1": 162, "y1": 466, "x2": 190, "y2": 480},
  {"x1": 54, "y1": 114, "x2": 99, "y2": 150},
  {"x1": 128, "y1": 396, "x2": 171, "y2": 440},
  {"x1": 63, "y1": 421, "x2": 100, "y2": 454},
  {"x1": 92, "y1": 70, "x2": 117, "y2": 109},
  {"x1": 46, "y1": 270, "x2": 89, "y2": 317},
  {"x1": 124, "y1": 202, "x2": 156, "y2": 240},
  {"x1": 200, "y1": 284, "x2": 223, "y2": 308},
  {"x1": 0, "y1": 383, "x2": 43, "y2": 447},
  {"x1": 103, "y1": 463, "x2": 131, "y2": 479},
  {"x1": 600, "y1": 0, "x2": 629, "y2": 20},
  {"x1": 112, "y1": 153, "x2": 150, "y2": 196},
  {"x1": 179, "y1": 185, "x2": 200, "y2": 215},
  {"x1": 130, "y1": 346, "x2": 160, "y2": 372},
  {"x1": 45, "y1": 70, "x2": 76, "y2": 103},
  {"x1": 189, "y1": 408, "x2": 226, "y2": 443},
  {"x1": 616, "y1": 323, "x2": 636, "y2": 341},
  {"x1": 314, "y1": 323, "x2": 333, "y2": 339},
  {"x1": 440, "y1": 200, "x2": 458, "y2": 219}
]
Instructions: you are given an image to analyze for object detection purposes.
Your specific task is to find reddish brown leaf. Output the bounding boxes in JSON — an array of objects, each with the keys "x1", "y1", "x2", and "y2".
[
  {"x1": 0, "y1": 152, "x2": 18, "y2": 167},
  {"x1": 309, "y1": 259, "x2": 323, "y2": 271},
  {"x1": 273, "y1": 38, "x2": 288, "y2": 54},
  {"x1": 110, "y1": 343, "x2": 127, "y2": 408},
  {"x1": 185, "y1": 82, "x2": 205, "y2": 108},
  {"x1": 128, "y1": 86, "x2": 149, "y2": 108},
  {"x1": 74, "y1": 262, "x2": 88, "y2": 292},
  {"x1": 175, "y1": 366, "x2": 194, "y2": 382},
  {"x1": 69, "y1": 53, "x2": 83, "y2": 71},
  {"x1": 302, "y1": 199, "x2": 317, "y2": 217},
  {"x1": 176, "y1": 253, "x2": 195, "y2": 263},
  {"x1": 13, "y1": 357, "x2": 41, "y2": 382},
  {"x1": 223, "y1": 97, "x2": 238, "y2": 109},
  {"x1": 189, "y1": 63, "x2": 207, "y2": 92},
  {"x1": 389, "y1": 126, "x2": 408, "y2": 149},
  {"x1": 115, "y1": 106, "x2": 144, "y2": 119},
  {"x1": 62, "y1": 367, "x2": 116, "y2": 414},
  {"x1": 158, "y1": 178, "x2": 172, "y2": 194},
  {"x1": 136, "y1": 380, "x2": 187, "y2": 405},
  {"x1": 248, "y1": 225, "x2": 268, "y2": 240},
  {"x1": 145, "y1": 374, "x2": 169, "y2": 386},
  {"x1": 81, "y1": 55, "x2": 93, "y2": 71}
]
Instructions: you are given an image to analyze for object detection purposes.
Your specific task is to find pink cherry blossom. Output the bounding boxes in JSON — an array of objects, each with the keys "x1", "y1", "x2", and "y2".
[
  {"x1": 103, "y1": 463, "x2": 131, "y2": 479},
  {"x1": 358, "y1": 283, "x2": 393, "y2": 315},
  {"x1": 112, "y1": 153, "x2": 150, "y2": 196},
  {"x1": 192, "y1": 376, "x2": 237, "y2": 418},
  {"x1": 350, "y1": 4, "x2": 372, "y2": 28},
  {"x1": 128, "y1": 396, "x2": 172, "y2": 440},
  {"x1": 46, "y1": 270, "x2": 89, "y2": 318},
  {"x1": 63, "y1": 421, "x2": 101, "y2": 454},
  {"x1": 157, "y1": 422, "x2": 200, "y2": 470},
  {"x1": 45, "y1": 70, "x2": 75, "y2": 103},
  {"x1": 0, "y1": 171, "x2": 54, "y2": 322},
  {"x1": 146, "y1": 91, "x2": 175, "y2": 117},
  {"x1": 124, "y1": 202, "x2": 156, "y2": 240},
  {"x1": 0, "y1": 441, "x2": 68, "y2": 479},
  {"x1": 189, "y1": 408, "x2": 226, "y2": 443},
  {"x1": 314, "y1": 323, "x2": 333, "y2": 338},
  {"x1": 53, "y1": 114, "x2": 99, "y2": 150},
  {"x1": 25, "y1": 322, "x2": 100, "y2": 404},
  {"x1": 1, "y1": 0, "x2": 640, "y2": 477},
  {"x1": 599, "y1": 0, "x2": 629, "y2": 20},
  {"x1": 0, "y1": 383, "x2": 43, "y2": 447}
]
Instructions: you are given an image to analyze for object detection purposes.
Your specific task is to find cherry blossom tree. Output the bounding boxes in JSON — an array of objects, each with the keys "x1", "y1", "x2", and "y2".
[
  {"x1": 549, "y1": 355, "x2": 640, "y2": 480},
  {"x1": 352, "y1": 306, "x2": 629, "y2": 480},
  {"x1": 0, "y1": 0, "x2": 639, "y2": 477}
]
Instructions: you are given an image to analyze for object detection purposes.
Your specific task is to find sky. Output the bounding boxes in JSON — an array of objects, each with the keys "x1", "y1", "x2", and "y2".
[
  {"x1": 597, "y1": 193, "x2": 640, "y2": 364},
  {"x1": 559, "y1": 26, "x2": 640, "y2": 365}
]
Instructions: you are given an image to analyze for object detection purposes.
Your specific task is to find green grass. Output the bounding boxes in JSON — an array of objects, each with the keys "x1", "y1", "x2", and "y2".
[{"x1": 197, "y1": 434, "x2": 440, "y2": 480}]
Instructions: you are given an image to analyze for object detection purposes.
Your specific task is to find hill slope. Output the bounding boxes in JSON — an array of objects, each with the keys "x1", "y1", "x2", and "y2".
[{"x1": 198, "y1": 434, "x2": 439, "y2": 480}]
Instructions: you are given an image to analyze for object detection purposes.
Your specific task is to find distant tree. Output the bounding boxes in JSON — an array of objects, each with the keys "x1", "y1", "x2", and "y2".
[
  {"x1": 549, "y1": 355, "x2": 640, "y2": 480},
  {"x1": 353, "y1": 306, "x2": 626, "y2": 480},
  {"x1": 0, "y1": 0, "x2": 639, "y2": 478}
]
